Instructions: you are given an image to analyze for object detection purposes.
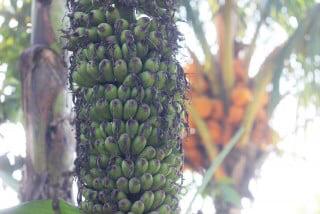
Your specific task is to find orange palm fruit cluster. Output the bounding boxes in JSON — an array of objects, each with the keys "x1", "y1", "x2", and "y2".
[
  {"x1": 207, "y1": 120, "x2": 222, "y2": 144},
  {"x1": 192, "y1": 96, "x2": 216, "y2": 119},
  {"x1": 210, "y1": 99, "x2": 224, "y2": 120},
  {"x1": 185, "y1": 62, "x2": 208, "y2": 94},
  {"x1": 183, "y1": 57, "x2": 274, "y2": 172},
  {"x1": 227, "y1": 105, "x2": 244, "y2": 125},
  {"x1": 231, "y1": 85, "x2": 253, "y2": 107}
]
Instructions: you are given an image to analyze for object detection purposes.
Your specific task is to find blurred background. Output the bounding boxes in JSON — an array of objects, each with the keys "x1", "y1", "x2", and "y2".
[{"x1": 1, "y1": 0, "x2": 320, "y2": 213}]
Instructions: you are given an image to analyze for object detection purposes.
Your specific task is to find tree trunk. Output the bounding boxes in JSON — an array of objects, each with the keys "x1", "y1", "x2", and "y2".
[
  {"x1": 213, "y1": 143, "x2": 267, "y2": 214},
  {"x1": 19, "y1": 0, "x2": 74, "y2": 202}
]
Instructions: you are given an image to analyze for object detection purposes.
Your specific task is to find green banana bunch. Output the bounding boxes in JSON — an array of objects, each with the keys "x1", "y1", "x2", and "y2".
[{"x1": 65, "y1": 0, "x2": 187, "y2": 213}]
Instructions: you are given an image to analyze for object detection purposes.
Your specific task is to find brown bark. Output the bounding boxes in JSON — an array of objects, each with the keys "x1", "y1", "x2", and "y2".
[
  {"x1": 31, "y1": 0, "x2": 55, "y2": 46},
  {"x1": 18, "y1": 0, "x2": 74, "y2": 203},
  {"x1": 19, "y1": 45, "x2": 74, "y2": 202}
]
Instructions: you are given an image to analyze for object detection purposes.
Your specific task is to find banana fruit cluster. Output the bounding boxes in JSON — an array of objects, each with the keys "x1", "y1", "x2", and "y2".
[{"x1": 65, "y1": 0, "x2": 187, "y2": 213}]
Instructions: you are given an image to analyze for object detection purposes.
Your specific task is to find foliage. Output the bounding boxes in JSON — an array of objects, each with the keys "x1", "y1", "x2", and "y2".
[
  {"x1": 0, "y1": 200, "x2": 79, "y2": 214},
  {"x1": 237, "y1": 0, "x2": 320, "y2": 112},
  {"x1": 268, "y1": 3, "x2": 320, "y2": 114},
  {"x1": 0, "y1": 0, "x2": 31, "y2": 123},
  {"x1": 270, "y1": 0, "x2": 316, "y2": 31}
]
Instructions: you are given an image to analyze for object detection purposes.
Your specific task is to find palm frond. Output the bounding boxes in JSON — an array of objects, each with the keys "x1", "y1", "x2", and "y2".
[
  {"x1": 269, "y1": 3, "x2": 320, "y2": 113},
  {"x1": 183, "y1": 0, "x2": 221, "y2": 95}
]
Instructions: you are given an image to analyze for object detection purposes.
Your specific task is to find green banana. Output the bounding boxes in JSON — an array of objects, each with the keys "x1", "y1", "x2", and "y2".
[
  {"x1": 123, "y1": 99, "x2": 138, "y2": 120},
  {"x1": 131, "y1": 136, "x2": 147, "y2": 155},
  {"x1": 139, "y1": 146, "x2": 156, "y2": 160},
  {"x1": 114, "y1": 59, "x2": 128, "y2": 82},
  {"x1": 151, "y1": 190, "x2": 166, "y2": 210},
  {"x1": 110, "y1": 99, "x2": 123, "y2": 119},
  {"x1": 67, "y1": 1, "x2": 187, "y2": 213},
  {"x1": 117, "y1": 85, "x2": 131, "y2": 101},
  {"x1": 140, "y1": 191, "x2": 154, "y2": 212},
  {"x1": 125, "y1": 119, "x2": 139, "y2": 138},
  {"x1": 105, "y1": 84, "x2": 118, "y2": 101},
  {"x1": 135, "y1": 103, "x2": 151, "y2": 122},
  {"x1": 134, "y1": 158, "x2": 149, "y2": 176},
  {"x1": 121, "y1": 160, "x2": 134, "y2": 178},
  {"x1": 130, "y1": 200, "x2": 144, "y2": 214},
  {"x1": 109, "y1": 164, "x2": 122, "y2": 180},
  {"x1": 147, "y1": 159, "x2": 161, "y2": 175},
  {"x1": 128, "y1": 177, "x2": 141, "y2": 194},
  {"x1": 118, "y1": 133, "x2": 131, "y2": 155},
  {"x1": 97, "y1": 23, "x2": 113, "y2": 39},
  {"x1": 99, "y1": 59, "x2": 114, "y2": 82},
  {"x1": 129, "y1": 57, "x2": 143, "y2": 73},
  {"x1": 90, "y1": 9, "x2": 105, "y2": 25},
  {"x1": 118, "y1": 198, "x2": 131, "y2": 212},
  {"x1": 152, "y1": 174, "x2": 166, "y2": 190},
  {"x1": 140, "y1": 71, "x2": 155, "y2": 88},
  {"x1": 116, "y1": 177, "x2": 129, "y2": 193},
  {"x1": 140, "y1": 173, "x2": 153, "y2": 191}
]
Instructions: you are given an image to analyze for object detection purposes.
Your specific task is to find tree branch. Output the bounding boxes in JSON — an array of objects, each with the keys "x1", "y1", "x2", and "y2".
[
  {"x1": 244, "y1": 0, "x2": 272, "y2": 68},
  {"x1": 220, "y1": 0, "x2": 235, "y2": 96},
  {"x1": 184, "y1": 0, "x2": 220, "y2": 96}
]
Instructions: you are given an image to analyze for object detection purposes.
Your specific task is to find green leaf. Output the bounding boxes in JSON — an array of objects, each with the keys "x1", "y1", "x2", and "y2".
[
  {"x1": 0, "y1": 0, "x2": 31, "y2": 124},
  {"x1": 219, "y1": 184, "x2": 241, "y2": 207},
  {"x1": 217, "y1": 176, "x2": 234, "y2": 185},
  {"x1": 0, "y1": 200, "x2": 79, "y2": 214},
  {"x1": 268, "y1": 3, "x2": 320, "y2": 114}
]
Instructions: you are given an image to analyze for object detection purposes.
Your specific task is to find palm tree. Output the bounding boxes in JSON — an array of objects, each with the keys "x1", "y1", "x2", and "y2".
[{"x1": 182, "y1": 0, "x2": 320, "y2": 213}]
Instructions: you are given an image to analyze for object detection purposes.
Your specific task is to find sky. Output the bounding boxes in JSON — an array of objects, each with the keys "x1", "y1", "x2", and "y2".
[{"x1": 1, "y1": 0, "x2": 320, "y2": 214}]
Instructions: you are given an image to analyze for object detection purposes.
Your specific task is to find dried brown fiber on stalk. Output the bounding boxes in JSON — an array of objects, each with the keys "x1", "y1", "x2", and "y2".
[{"x1": 64, "y1": 0, "x2": 187, "y2": 213}]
